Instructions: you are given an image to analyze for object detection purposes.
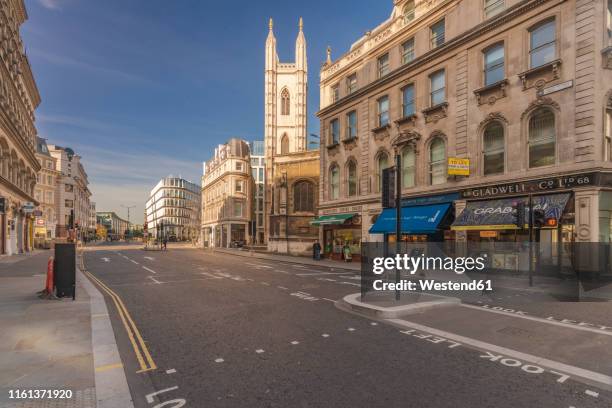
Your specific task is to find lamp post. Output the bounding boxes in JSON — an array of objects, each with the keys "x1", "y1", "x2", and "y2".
[{"x1": 121, "y1": 205, "x2": 136, "y2": 241}]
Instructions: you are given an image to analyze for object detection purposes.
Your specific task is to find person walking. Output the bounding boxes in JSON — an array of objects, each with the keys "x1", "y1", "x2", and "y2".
[{"x1": 312, "y1": 240, "x2": 322, "y2": 261}]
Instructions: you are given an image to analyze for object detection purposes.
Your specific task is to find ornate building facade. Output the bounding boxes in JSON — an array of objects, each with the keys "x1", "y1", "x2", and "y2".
[
  {"x1": 0, "y1": 0, "x2": 41, "y2": 255},
  {"x1": 264, "y1": 18, "x2": 319, "y2": 255},
  {"x1": 317, "y1": 0, "x2": 612, "y2": 256},
  {"x1": 34, "y1": 137, "x2": 59, "y2": 241}
]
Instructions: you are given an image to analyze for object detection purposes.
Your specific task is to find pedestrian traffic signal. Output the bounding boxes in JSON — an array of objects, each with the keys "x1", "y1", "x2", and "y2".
[
  {"x1": 513, "y1": 201, "x2": 525, "y2": 229},
  {"x1": 533, "y1": 209, "x2": 546, "y2": 228}
]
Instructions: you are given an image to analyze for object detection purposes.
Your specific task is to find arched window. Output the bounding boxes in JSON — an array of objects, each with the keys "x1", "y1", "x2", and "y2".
[
  {"x1": 429, "y1": 138, "x2": 446, "y2": 185},
  {"x1": 401, "y1": 145, "x2": 416, "y2": 188},
  {"x1": 280, "y1": 134, "x2": 289, "y2": 154},
  {"x1": 330, "y1": 165, "x2": 340, "y2": 200},
  {"x1": 293, "y1": 181, "x2": 314, "y2": 212},
  {"x1": 281, "y1": 88, "x2": 290, "y2": 116},
  {"x1": 403, "y1": 1, "x2": 415, "y2": 23},
  {"x1": 529, "y1": 108, "x2": 555, "y2": 168},
  {"x1": 376, "y1": 152, "x2": 389, "y2": 193},
  {"x1": 347, "y1": 161, "x2": 357, "y2": 197},
  {"x1": 483, "y1": 121, "x2": 505, "y2": 175}
]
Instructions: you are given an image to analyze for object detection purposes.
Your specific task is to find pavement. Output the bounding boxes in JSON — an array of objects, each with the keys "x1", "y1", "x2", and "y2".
[
  {"x1": 0, "y1": 249, "x2": 132, "y2": 408},
  {"x1": 75, "y1": 242, "x2": 612, "y2": 407}
]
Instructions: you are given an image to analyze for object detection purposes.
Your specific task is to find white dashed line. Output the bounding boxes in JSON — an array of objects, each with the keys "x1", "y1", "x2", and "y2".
[
  {"x1": 143, "y1": 266, "x2": 157, "y2": 274},
  {"x1": 131, "y1": 260, "x2": 139, "y2": 265},
  {"x1": 290, "y1": 341, "x2": 300, "y2": 345},
  {"x1": 370, "y1": 322, "x2": 378, "y2": 326},
  {"x1": 278, "y1": 286, "x2": 289, "y2": 290},
  {"x1": 255, "y1": 349, "x2": 265, "y2": 354},
  {"x1": 322, "y1": 298, "x2": 335, "y2": 303},
  {"x1": 166, "y1": 369, "x2": 176, "y2": 374},
  {"x1": 322, "y1": 334, "x2": 330, "y2": 338},
  {"x1": 215, "y1": 358, "x2": 224, "y2": 363},
  {"x1": 585, "y1": 390, "x2": 599, "y2": 398},
  {"x1": 260, "y1": 282, "x2": 270, "y2": 286},
  {"x1": 347, "y1": 328, "x2": 356, "y2": 332}
]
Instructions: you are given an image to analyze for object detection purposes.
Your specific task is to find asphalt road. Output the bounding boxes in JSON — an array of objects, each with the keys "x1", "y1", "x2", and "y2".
[{"x1": 82, "y1": 243, "x2": 611, "y2": 408}]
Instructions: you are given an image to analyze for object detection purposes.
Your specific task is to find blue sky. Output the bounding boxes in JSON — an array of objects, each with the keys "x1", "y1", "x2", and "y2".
[{"x1": 23, "y1": 0, "x2": 391, "y2": 223}]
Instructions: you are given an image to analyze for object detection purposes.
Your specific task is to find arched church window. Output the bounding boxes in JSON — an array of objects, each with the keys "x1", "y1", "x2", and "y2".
[
  {"x1": 281, "y1": 88, "x2": 290, "y2": 116},
  {"x1": 281, "y1": 134, "x2": 289, "y2": 155}
]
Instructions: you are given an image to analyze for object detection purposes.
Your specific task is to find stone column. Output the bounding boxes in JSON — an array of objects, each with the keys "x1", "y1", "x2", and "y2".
[
  {"x1": 574, "y1": 188, "x2": 600, "y2": 242},
  {"x1": 453, "y1": 200, "x2": 467, "y2": 243}
]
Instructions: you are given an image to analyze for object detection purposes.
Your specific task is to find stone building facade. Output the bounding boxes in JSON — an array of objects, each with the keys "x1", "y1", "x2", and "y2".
[
  {"x1": 317, "y1": 0, "x2": 612, "y2": 254},
  {"x1": 48, "y1": 145, "x2": 91, "y2": 239},
  {"x1": 0, "y1": 0, "x2": 41, "y2": 255},
  {"x1": 264, "y1": 18, "x2": 320, "y2": 255},
  {"x1": 34, "y1": 138, "x2": 59, "y2": 240},
  {"x1": 201, "y1": 139, "x2": 252, "y2": 248}
]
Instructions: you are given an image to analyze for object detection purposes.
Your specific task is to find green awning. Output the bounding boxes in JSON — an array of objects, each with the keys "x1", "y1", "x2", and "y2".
[{"x1": 310, "y1": 213, "x2": 355, "y2": 226}]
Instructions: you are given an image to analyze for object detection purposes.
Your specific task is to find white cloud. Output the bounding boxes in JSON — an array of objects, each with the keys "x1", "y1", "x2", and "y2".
[{"x1": 38, "y1": 0, "x2": 62, "y2": 10}]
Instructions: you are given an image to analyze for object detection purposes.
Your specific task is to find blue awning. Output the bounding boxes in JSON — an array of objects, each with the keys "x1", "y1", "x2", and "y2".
[{"x1": 369, "y1": 203, "x2": 451, "y2": 234}]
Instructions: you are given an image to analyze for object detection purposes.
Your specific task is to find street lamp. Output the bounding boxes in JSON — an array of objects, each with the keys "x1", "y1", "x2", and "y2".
[{"x1": 121, "y1": 204, "x2": 136, "y2": 240}]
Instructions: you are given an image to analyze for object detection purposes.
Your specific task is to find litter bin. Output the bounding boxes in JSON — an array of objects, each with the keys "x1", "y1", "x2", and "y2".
[{"x1": 54, "y1": 243, "x2": 76, "y2": 299}]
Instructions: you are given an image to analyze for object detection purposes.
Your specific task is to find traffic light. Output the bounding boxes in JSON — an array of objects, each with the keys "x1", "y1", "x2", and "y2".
[
  {"x1": 533, "y1": 209, "x2": 546, "y2": 228},
  {"x1": 513, "y1": 201, "x2": 525, "y2": 229}
]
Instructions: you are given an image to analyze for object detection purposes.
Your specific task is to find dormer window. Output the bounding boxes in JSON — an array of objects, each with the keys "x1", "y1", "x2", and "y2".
[{"x1": 403, "y1": 1, "x2": 415, "y2": 24}]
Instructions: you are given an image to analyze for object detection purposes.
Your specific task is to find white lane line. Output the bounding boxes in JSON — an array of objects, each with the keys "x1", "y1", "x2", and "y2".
[
  {"x1": 255, "y1": 349, "x2": 265, "y2": 354},
  {"x1": 347, "y1": 328, "x2": 356, "y2": 332},
  {"x1": 290, "y1": 341, "x2": 299, "y2": 345},
  {"x1": 585, "y1": 390, "x2": 599, "y2": 398},
  {"x1": 166, "y1": 369, "x2": 176, "y2": 374},
  {"x1": 131, "y1": 260, "x2": 139, "y2": 265},
  {"x1": 462, "y1": 304, "x2": 612, "y2": 337},
  {"x1": 146, "y1": 386, "x2": 178, "y2": 404},
  {"x1": 101, "y1": 257, "x2": 110, "y2": 263},
  {"x1": 143, "y1": 266, "x2": 157, "y2": 274},
  {"x1": 148, "y1": 276, "x2": 162, "y2": 285},
  {"x1": 278, "y1": 286, "x2": 289, "y2": 290},
  {"x1": 215, "y1": 358, "x2": 224, "y2": 363},
  {"x1": 260, "y1": 282, "x2": 270, "y2": 286},
  {"x1": 370, "y1": 322, "x2": 378, "y2": 326},
  {"x1": 322, "y1": 334, "x2": 330, "y2": 338},
  {"x1": 144, "y1": 256, "x2": 155, "y2": 261},
  {"x1": 296, "y1": 272, "x2": 351, "y2": 277},
  {"x1": 387, "y1": 318, "x2": 612, "y2": 387},
  {"x1": 322, "y1": 298, "x2": 336, "y2": 303}
]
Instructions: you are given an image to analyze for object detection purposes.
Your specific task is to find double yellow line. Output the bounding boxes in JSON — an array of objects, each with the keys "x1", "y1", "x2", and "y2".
[{"x1": 81, "y1": 256, "x2": 157, "y2": 373}]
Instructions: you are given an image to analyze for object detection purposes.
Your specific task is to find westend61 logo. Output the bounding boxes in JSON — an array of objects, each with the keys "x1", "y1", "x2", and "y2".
[{"x1": 371, "y1": 254, "x2": 492, "y2": 292}]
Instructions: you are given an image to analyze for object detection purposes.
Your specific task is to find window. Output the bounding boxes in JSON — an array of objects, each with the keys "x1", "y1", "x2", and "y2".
[
  {"x1": 234, "y1": 201, "x2": 243, "y2": 217},
  {"x1": 293, "y1": 181, "x2": 314, "y2": 212},
  {"x1": 484, "y1": 0, "x2": 505, "y2": 18},
  {"x1": 378, "y1": 96, "x2": 390, "y2": 127},
  {"x1": 281, "y1": 88, "x2": 290, "y2": 115},
  {"x1": 377, "y1": 153, "x2": 389, "y2": 193},
  {"x1": 330, "y1": 119, "x2": 340, "y2": 144},
  {"x1": 430, "y1": 70, "x2": 446, "y2": 106},
  {"x1": 402, "y1": 146, "x2": 416, "y2": 188},
  {"x1": 483, "y1": 122, "x2": 505, "y2": 175},
  {"x1": 47, "y1": 175, "x2": 52, "y2": 185},
  {"x1": 259, "y1": 168, "x2": 264, "y2": 182},
  {"x1": 347, "y1": 161, "x2": 357, "y2": 197},
  {"x1": 347, "y1": 111, "x2": 357, "y2": 139},
  {"x1": 401, "y1": 38, "x2": 415, "y2": 64},
  {"x1": 331, "y1": 84, "x2": 340, "y2": 103},
  {"x1": 65, "y1": 199, "x2": 74, "y2": 208},
  {"x1": 403, "y1": 1, "x2": 415, "y2": 23},
  {"x1": 429, "y1": 138, "x2": 446, "y2": 185},
  {"x1": 236, "y1": 162, "x2": 242, "y2": 171},
  {"x1": 402, "y1": 84, "x2": 415, "y2": 117},
  {"x1": 235, "y1": 180, "x2": 243, "y2": 193},
  {"x1": 530, "y1": 19, "x2": 556, "y2": 68},
  {"x1": 430, "y1": 19, "x2": 445, "y2": 49},
  {"x1": 377, "y1": 53, "x2": 390, "y2": 78},
  {"x1": 529, "y1": 109, "x2": 556, "y2": 168},
  {"x1": 606, "y1": 107, "x2": 612, "y2": 161},
  {"x1": 484, "y1": 43, "x2": 505, "y2": 86},
  {"x1": 65, "y1": 184, "x2": 73, "y2": 192},
  {"x1": 46, "y1": 191, "x2": 53, "y2": 203},
  {"x1": 281, "y1": 134, "x2": 289, "y2": 154},
  {"x1": 330, "y1": 165, "x2": 340, "y2": 199},
  {"x1": 347, "y1": 74, "x2": 357, "y2": 94}
]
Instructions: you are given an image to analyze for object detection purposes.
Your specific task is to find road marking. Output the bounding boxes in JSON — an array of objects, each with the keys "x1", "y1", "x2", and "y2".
[
  {"x1": 321, "y1": 298, "x2": 335, "y2": 303},
  {"x1": 83, "y1": 270, "x2": 157, "y2": 373},
  {"x1": 463, "y1": 304, "x2": 612, "y2": 337},
  {"x1": 148, "y1": 276, "x2": 162, "y2": 285},
  {"x1": 215, "y1": 358, "x2": 224, "y2": 363},
  {"x1": 260, "y1": 282, "x2": 270, "y2": 286},
  {"x1": 255, "y1": 349, "x2": 265, "y2": 354},
  {"x1": 277, "y1": 286, "x2": 289, "y2": 290},
  {"x1": 146, "y1": 386, "x2": 178, "y2": 404},
  {"x1": 131, "y1": 260, "x2": 139, "y2": 265},
  {"x1": 322, "y1": 334, "x2": 330, "y2": 338},
  {"x1": 347, "y1": 328, "x2": 355, "y2": 332},
  {"x1": 101, "y1": 257, "x2": 110, "y2": 263},
  {"x1": 166, "y1": 369, "x2": 176, "y2": 374},
  {"x1": 400, "y1": 330, "x2": 461, "y2": 349},
  {"x1": 290, "y1": 341, "x2": 299, "y2": 345},
  {"x1": 387, "y1": 318, "x2": 612, "y2": 387},
  {"x1": 291, "y1": 292, "x2": 319, "y2": 302},
  {"x1": 144, "y1": 257, "x2": 155, "y2": 261},
  {"x1": 370, "y1": 322, "x2": 378, "y2": 326},
  {"x1": 585, "y1": 390, "x2": 599, "y2": 398},
  {"x1": 95, "y1": 363, "x2": 123, "y2": 372},
  {"x1": 297, "y1": 272, "x2": 351, "y2": 277},
  {"x1": 143, "y1": 266, "x2": 157, "y2": 274}
]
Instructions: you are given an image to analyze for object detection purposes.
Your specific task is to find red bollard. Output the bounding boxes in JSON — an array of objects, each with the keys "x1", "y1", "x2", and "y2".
[{"x1": 46, "y1": 256, "x2": 54, "y2": 294}]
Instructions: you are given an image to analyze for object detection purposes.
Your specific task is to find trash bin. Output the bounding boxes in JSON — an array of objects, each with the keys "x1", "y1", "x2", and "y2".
[{"x1": 54, "y1": 243, "x2": 76, "y2": 299}]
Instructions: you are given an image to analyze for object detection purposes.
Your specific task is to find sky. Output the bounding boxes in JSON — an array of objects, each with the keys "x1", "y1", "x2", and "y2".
[{"x1": 23, "y1": 0, "x2": 391, "y2": 224}]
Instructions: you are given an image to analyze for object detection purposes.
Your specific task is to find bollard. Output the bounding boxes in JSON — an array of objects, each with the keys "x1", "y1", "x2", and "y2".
[{"x1": 46, "y1": 256, "x2": 54, "y2": 294}]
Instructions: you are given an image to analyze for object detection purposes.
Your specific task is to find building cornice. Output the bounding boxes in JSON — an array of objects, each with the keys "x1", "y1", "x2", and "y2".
[{"x1": 317, "y1": 0, "x2": 557, "y2": 118}]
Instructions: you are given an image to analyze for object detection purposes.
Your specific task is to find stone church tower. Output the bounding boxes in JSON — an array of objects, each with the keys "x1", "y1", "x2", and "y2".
[{"x1": 264, "y1": 18, "x2": 317, "y2": 250}]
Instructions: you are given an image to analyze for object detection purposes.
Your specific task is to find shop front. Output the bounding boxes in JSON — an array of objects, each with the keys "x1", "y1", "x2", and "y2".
[{"x1": 311, "y1": 213, "x2": 361, "y2": 261}]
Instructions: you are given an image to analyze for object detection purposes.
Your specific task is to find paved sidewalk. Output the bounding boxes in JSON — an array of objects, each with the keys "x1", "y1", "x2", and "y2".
[
  {"x1": 211, "y1": 247, "x2": 360, "y2": 271},
  {"x1": 0, "y1": 250, "x2": 132, "y2": 408}
]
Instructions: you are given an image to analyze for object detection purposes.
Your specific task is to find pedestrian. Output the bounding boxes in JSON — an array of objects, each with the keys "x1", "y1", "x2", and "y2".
[
  {"x1": 343, "y1": 242, "x2": 352, "y2": 262},
  {"x1": 163, "y1": 237, "x2": 168, "y2": 251},
  {"x1": 312, "y1": 240, "x2": 321, "y2": 261}
]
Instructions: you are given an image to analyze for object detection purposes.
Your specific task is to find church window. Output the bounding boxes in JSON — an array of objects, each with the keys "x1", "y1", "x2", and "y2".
[
  {"x1": 281, "y1": 134, "x2": 289, "y2": 154},
  {"x1": 281, "y1": 88, "x2": 290, "y2": 115}
]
